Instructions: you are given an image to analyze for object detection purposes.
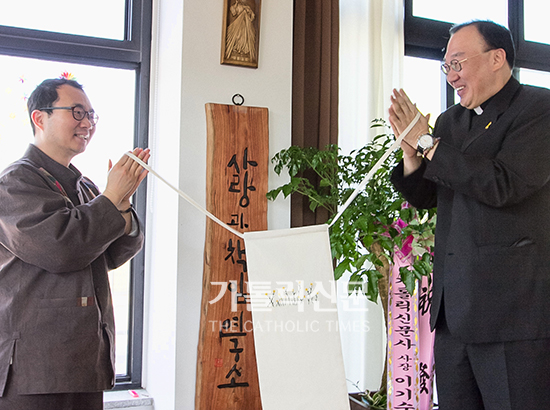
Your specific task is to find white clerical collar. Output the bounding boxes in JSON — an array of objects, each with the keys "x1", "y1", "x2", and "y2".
[{"x1": 473, "y1": 106, "x2": 483, "y2": 115}]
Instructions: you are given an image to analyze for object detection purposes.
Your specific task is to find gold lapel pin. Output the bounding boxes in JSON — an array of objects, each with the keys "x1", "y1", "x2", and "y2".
[{"x1": 485, "y1": 121, "x2": 492, "y2": 129}]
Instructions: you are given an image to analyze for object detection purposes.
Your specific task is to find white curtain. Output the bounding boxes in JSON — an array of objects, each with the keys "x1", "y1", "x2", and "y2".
[
  {"x1": 337, "y1": 0, "x2": 404, "y2": 393},
  {"x1": 339, "y1": 0, "x2": 404, "y2": 155}
]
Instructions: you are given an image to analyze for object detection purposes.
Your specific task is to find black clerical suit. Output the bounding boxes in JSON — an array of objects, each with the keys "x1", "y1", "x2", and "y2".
[{"x1": 391, "y1": 77, "x2": 550, "y2": 409}]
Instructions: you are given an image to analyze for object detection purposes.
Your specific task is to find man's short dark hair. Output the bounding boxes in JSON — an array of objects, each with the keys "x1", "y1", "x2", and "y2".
[
  {"x1": 450, "y1": 20, "x2": 516, "y2": 70},
  {"x1": 27, "y1": 78, "x2": 85, "y2": 135}
]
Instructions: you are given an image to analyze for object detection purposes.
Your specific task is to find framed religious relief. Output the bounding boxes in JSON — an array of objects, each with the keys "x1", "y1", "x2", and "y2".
[{"x1": 221, "y1": 0, "x2": 261, "y2": 68}]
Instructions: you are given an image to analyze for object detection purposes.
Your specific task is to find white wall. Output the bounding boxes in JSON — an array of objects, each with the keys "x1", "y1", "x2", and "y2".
[{"x1": 144, "y1": 1, "x2": 293, "y2": 409}]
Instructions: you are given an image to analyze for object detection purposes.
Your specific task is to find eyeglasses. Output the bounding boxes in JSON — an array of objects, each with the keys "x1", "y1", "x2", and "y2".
[
  {"x1": 440, "y1": 50, "x2": 494, "y2": 75},
  {"x1": 38, "y1": 105, "x2": 99, "y2": 126}
]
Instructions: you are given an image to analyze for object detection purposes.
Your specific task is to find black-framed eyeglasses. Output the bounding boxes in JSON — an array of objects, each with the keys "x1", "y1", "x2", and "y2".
[
  {"x1": 440, "y1": 50, "x2": 494, "y2": 75},
  {"x1": 38, "y1": 105, "x2": 99, "y2": 126}
]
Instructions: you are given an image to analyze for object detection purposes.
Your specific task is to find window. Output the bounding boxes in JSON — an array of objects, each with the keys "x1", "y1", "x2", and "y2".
[
  {"x1": 403, "y1": 56, "x2": 445, "y2": 122},
  {"x1": 0, "y1": 0, "x2": 152, "y2": 390},
  {"x1": 0, "y1": 0, "x2": 127, "y2": 40},
  {"x1": 411, "y1": 0, "x2": 507, "y2": 27},
  {"x1": 404, "y1": 0, "x2": 550, "y2": 109},
  {"x1": 523, "y1": 0, "x2": 550, "y2": 45},
  {"x1": 0, "y1": 57, "x2": 136, "y2": 187},
  {"x1": 519, "y1": 68, "x2": 550, "y2": 88}
]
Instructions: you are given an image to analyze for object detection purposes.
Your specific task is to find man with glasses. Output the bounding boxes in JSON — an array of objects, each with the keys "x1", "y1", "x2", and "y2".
[
  {"x1": 389, "y1": 20, "x2": 550, "y2": 410},
  {"x1": 0, "y1": 78, "x2": 150, "y2": 409}
]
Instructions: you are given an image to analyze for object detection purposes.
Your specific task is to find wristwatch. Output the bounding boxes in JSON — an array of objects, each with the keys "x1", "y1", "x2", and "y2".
[{"x1": 416, "y1": 134, "x2": 438, "y2": 156}]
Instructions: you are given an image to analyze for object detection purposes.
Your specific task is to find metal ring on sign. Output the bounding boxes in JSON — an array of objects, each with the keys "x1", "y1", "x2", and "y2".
[{"x1": 232, "y1": 94, "x2": 244, "y2": 106}]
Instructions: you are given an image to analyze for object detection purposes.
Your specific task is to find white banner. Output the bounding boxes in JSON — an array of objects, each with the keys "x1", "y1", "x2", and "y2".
[{"x1": 244, "y1": 225, "x2": 350, "y2": 410}]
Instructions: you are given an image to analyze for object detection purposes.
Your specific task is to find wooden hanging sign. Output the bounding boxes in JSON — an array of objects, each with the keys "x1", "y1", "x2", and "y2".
[{"x1": 195, "y1": 103, "x2": 268, "y2": 409}]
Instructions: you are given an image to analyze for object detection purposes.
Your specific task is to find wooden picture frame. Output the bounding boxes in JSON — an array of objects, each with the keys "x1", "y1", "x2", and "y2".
[{"x1": 220, "y1": 0, "x2": 261, "y2": 68}]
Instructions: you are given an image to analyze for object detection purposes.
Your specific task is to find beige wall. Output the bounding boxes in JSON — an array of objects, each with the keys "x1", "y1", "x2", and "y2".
[{"x1": 143, "y1": 1, "x2": 293, "y2": 409}]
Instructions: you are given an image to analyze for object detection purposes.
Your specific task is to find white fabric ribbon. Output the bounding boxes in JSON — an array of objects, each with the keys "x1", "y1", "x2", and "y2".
[
  {"x1": 125, "y1": 152, "x2": 245, "y2": 239},
  {"x1": 125, "y1": 111, "x2": 421, "y2": 236},
  {"x1": 329, "y1": 111, "x2": 421, "y2": 227}
]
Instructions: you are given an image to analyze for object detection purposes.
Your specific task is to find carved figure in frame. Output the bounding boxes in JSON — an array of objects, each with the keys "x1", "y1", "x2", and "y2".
[{"x1": 221, "y1": 0, "x2": 261, "y2": 68}]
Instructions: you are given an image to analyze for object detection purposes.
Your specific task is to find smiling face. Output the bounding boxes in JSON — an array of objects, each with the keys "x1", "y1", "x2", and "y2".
[
  {"x1": 444, "y1": 25, "x2": 509, "y2": 110},
  {"x1": 31, "y1": 84, "x2": 96, "y2": 167}
]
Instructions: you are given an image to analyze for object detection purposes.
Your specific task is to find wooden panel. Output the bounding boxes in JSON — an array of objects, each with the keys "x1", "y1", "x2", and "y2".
[{"x1": 195, "y1": 103, "x2": 268, "y2": 410}]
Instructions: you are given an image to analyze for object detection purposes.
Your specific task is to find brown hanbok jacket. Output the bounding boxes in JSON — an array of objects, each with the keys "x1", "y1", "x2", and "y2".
[{"x1": 0, "y1": 145, "x2": 144, "y2": 395}]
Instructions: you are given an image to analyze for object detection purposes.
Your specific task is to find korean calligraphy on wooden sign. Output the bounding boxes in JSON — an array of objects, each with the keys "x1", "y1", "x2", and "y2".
[{"x1": 195, "y1": 103, "x2": 268, "y2": 410}]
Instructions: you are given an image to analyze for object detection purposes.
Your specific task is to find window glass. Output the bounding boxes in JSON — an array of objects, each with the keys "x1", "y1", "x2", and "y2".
[
  {"x1": 0, "y1": 55, "x2": 135, "y2": 189},
  {"x1": 519, "y1": 68, "x2": 550, "y2": 89},
  {"x1": 0, "y1": 54, "x2": 135, "y2": 375},
  {"x1": 403, "y1": 56, "x2": 445, "y2": 127},
  {"x1": 412, "y1": 0, "x2": 508, "y2": 27},
  {"x1": 524, "y1": 0, "x2": 550, "y2": 45},
  {"x1": 0, "y1": 0, "x2": 126, "y2": 40}
]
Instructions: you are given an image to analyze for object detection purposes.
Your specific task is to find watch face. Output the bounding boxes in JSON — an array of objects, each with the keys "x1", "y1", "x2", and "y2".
[{"x1": 418, "y1": 134, "x2": 433, "y2": 148}]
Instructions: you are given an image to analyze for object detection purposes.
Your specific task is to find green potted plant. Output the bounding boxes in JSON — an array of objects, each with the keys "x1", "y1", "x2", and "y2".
[{"x1": 266, "y1": 120, "x2": 436, "y2": 408}]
